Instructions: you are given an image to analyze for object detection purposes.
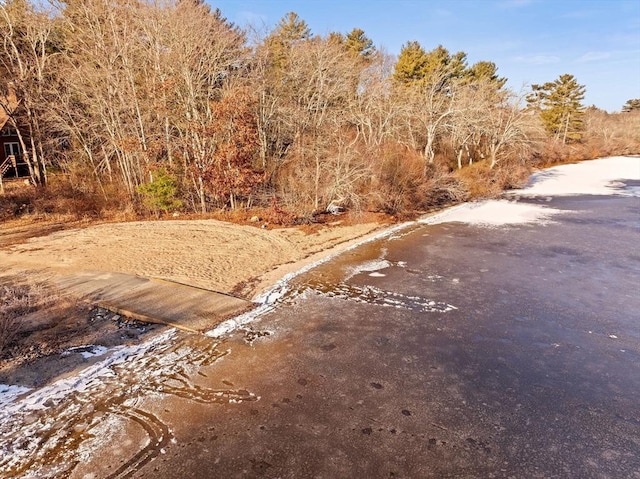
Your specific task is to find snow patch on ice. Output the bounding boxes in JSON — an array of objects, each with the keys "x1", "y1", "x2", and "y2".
[
  {"x1": 512, "y1": 156, "x2": 640, "y2": 197},
  {"x1": 250, "y1": 221, "x2": 414, "y2": 307},
  {"x1": 420, "y1": 200, "x2": 565, "y2": 227},
  {"x1": 0, "y1": 330, "x2": 176, "y2": 415},
  {"x1": 206, "y1": 303, "x2": 274, "y2": 339},
  {"x1": 314, "y1": 283, "x2": 457, "y2": 313},
  {"x1": 347, "y1": 259, "x2": 392, "y2": 279}
]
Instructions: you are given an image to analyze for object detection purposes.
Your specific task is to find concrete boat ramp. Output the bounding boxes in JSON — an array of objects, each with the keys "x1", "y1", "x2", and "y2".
[{"x1": 56, "y1": 271, "x2": 254, "y2": 333}]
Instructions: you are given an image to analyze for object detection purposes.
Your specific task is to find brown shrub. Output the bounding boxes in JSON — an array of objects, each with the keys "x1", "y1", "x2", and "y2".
[
  {"x1": 494, "y1": 161, "x2": 532, "y2": 191},
  {"x1": 368, "y1": 144, "x2": 424, "y2": 214},
  {"x1": 0, "y1": 283, "x2": 60, "y2": 356},
  {"x1": 261, "y1": 197, "x2": 298, "y2": 225},
  {"x1": 454, "y1": 162, "x2": 505, "y2": 199},
  {"x1": 0, "y1": 172, "x2": 139, "y2": 223},
  {"x1": 0, "y1": 180, "x2": 37, "y2": 221},
  {"x1": 211, "y1": 196, "x2": 299, "y2": 226},
  {"x1": 416, "y1": 164, "x2": 469, "y2": 208},
  {"x1": 448, "y1": 159, "x2": 528, "y2": 199}
]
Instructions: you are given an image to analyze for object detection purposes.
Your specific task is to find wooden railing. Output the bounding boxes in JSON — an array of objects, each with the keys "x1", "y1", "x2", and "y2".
[{"x1": 0, "y1": 156, "x2": 14, "y2": 176}]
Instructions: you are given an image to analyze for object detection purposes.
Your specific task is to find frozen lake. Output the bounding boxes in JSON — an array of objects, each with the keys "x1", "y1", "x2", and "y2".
[{"x1": 2, "y1": 157, "x2": 639, "y2": 478}]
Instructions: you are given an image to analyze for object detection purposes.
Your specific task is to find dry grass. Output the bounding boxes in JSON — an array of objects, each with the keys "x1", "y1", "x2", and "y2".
[
  {"x1": 454, "y1": 161, "x2": 532, "y2": 199},
  {"x1": 0, "y1": 175, "x2": 138, "y2": 224},
  {"x1": 0, "y1": 282, "x2": 61, "y2": 356}
]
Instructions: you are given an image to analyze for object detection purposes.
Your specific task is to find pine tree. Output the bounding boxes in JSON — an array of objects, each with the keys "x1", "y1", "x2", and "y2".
[
  {"x1": 467, "y1": 61, "x2": 507, "y2": 89},
  {"x1": 422, "y1": 45, "x2": 467, "y2": 82},
  {"x1": 528, "y1": 74, "x2": 586, "y2": 144},
  {"x1": 265, "y1": 12, "x2": 311, "y2": 74},
  {"x1": 393, "y1": 41, "x2": 429, "y2": 85},
  {"x1": 622, "y1": 99, "x2": 640, "y2": 112},
  {"x1": 345, "y1": 28, "x2": 375, "y2": 59},
  {"x1": 394, "y1": 43, "x2": 470, "y2": 89},
  {"x1": 273, "y1": 11, "x2": 311, "y2": 44}
]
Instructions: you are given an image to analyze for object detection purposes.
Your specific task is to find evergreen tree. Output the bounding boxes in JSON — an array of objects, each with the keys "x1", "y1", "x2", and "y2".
[
  {"x1": 327, "y1": 31, "x2": 345, "y2": 46},
  {"x1": 394, "y1": 43, "x2": 471, "y2": 89},
  {"x1": 422, "y1": 45, "x2": 467, "y2": 81},
  {"x1": 273, "y1": 11, "x2": 311, "y2": 44},
  {"x1": 393, "y1": 41, "x2": 429, "y2": 85},
  {"x1": 345, "y1": 28, "x2": 375, "y2": 59},
  {"x1": 265, "y1": 12, "x2": 311, "y2": 74},
  {"x1": 622, "y1": 98, "x2": 640, "y2": 112},
  {"x1": 528, "y1": 74, "x2": 586, "y2": 144},
  {"x1": 467, "y1": 61, "x2": 507, "y2": 89}
]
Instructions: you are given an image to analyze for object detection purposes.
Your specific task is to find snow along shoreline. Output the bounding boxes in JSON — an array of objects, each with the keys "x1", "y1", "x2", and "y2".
[{"x1": 2, "y1": 155, "x2": 638, "y2": 413}]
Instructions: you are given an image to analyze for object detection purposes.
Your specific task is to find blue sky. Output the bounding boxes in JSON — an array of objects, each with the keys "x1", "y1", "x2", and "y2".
[{"x1": 210, "y1": 0, "x2": 640, "y2": 112}]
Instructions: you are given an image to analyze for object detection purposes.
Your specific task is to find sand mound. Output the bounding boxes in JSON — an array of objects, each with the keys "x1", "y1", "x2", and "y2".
[{"x1": 0, "y1": 219, "x2": 383, "y2": 299}]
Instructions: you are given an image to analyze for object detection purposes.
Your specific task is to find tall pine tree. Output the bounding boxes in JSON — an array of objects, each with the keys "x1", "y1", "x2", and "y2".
[
  {"x1": 393, "y1": 41, "x2": 429, "y2": 85},
  {"x1": 345, "y1": 28, "x2": 375, "y2": 59},
  {"x1": 266, "y1": 11, "x2": 311, "y2": 72},
  {"x1": 528, "y1": 74, "x2": 586, "y2": 144},
  {"x1": 467, "y1": 61, "x2": 507, "y2": 90}
]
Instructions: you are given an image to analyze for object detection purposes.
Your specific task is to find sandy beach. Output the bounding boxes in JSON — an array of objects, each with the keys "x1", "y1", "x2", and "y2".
[
  {"x1": 0, "y1": 214, "x2": 396, "y2": 389},
  {"x1": 0, "y1": 216, "x2": 388, "y2": 300}
]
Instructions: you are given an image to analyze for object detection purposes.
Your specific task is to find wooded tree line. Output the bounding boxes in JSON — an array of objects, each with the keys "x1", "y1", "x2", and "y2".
[{"x1": 1, "y1": 1, "x2": 639, "y2": 217}]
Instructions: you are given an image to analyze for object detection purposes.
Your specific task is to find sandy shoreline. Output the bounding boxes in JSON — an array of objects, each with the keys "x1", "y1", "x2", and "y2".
[
  {"x1": 0, "y1": 214, "x2": 395, "y2": 390},
  {"x1": 0, "y1": 217, "x2": 389, "y2": 301},
  {"x1": 3, "y1": 156, "x2": 637, "y2": 303}
]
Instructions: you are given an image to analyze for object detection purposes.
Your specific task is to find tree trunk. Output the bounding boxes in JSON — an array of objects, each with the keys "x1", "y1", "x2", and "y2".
[
  {"x1": 424, "y1": 127, "x2": 436, "y2": 165},
  {"x1": 489, "y1": 144, "x2": 498, "y2": 169},
  {"x1": 14, "y1": 126, "x2": 36, "y2": 185},
  {"x1": 562, "y1": 112, "x2": 571, "y2": 145},
  {"x1": 165, "y1": 116, "x2": 173, "y2": 166},
  {"x1": 198, "y1": 175, "x2": 206, "y2": 214}
]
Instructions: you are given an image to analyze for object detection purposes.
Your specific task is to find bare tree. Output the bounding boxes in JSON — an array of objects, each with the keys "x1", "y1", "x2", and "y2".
[
  {"x1": 394, "y1": 67, "x2": 460, "y2": 172},
  {"x1": 0, "y1": 1, "x2": 58, "y2": 186},
  {"x1": 448, "y1": 83, "x2": 486, "y2": 169},
  {"x1": 350, "y1": 51, "x2": 402, "y2": 149},
  {"x1": 54, "y1": 0, "x2": 249, "y2": 211},
  {"x1": 480, "y1": 89, "x2": 533, "y2": 169}
]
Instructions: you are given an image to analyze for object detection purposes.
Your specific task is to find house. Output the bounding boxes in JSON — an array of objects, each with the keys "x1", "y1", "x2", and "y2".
[
  {"x1": 0, "y1": 121, "x2": 29, "y2": 179},
  {"x1": 0, "y1": 85, "x2": 29, "y2": 179}
]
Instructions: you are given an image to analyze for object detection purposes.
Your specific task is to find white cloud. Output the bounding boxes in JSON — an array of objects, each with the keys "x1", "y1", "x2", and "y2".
[{"x1": 576, "y1": 51, "x2": 612, "y2": 63}]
